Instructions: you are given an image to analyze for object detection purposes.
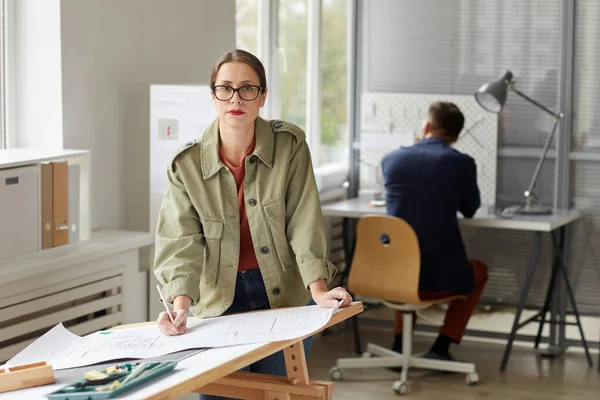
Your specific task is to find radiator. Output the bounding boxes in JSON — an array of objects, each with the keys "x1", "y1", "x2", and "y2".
[{"x1": 0, "y1": 271, "x2": 124, "y2": 364}]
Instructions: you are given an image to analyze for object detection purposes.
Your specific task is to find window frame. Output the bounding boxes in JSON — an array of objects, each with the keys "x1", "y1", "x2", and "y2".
[
  {"x1": 0, "y1": 0, "x2": 6, "y2": 149},
  {"x1": 0, "y1": 0, "x2": 15, "y2": 149},
  {"x1": 305, "y1": 0, "x2": 321, "y2": 166},
  {"x1": 253, "y1": 0, "x2": 279, "y2": 121}
]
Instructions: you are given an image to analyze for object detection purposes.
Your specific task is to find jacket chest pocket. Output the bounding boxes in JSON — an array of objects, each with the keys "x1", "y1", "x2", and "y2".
[
  {"x1": 201, "y1": 218, "x2": 224, "y2": 287},
  {"x1": 264, "y1": 199, "x2": 295, "y2": 272}
]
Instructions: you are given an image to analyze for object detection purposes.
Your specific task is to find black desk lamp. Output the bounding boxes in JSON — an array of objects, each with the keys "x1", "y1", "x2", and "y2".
[{"x1": 475, "y1": 70, "x2": 563, "y2": 215}]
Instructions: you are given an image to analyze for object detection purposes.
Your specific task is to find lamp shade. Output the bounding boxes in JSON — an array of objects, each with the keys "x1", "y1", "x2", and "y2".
[{"x1": 475, "y1": 70, "x2": 514, "y2": 113}]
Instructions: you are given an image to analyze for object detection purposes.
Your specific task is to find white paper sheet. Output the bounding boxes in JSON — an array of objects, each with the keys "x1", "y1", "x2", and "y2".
[{"x1": 8, "y1": 305, "x2": 333, "y2": 370}]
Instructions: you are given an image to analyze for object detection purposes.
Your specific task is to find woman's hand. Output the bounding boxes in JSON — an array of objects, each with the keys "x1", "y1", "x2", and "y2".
[
  {"x1": 157, "y1": 309, "x2": 188, "y2": 336},
  {"x1": 157, "y1": 295, "x2": 191, "y2": 336},
  {"x1": 309, "y1": 280, "x2": 353, "y2": 308}
]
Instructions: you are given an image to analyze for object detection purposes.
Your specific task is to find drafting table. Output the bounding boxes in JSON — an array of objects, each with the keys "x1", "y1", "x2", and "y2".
[
  {"x1": 0, "y1": 302, "x2": 363, "y2": 399},
  {"x1": 321, "y1": 198, "x2": 591, "y2": 371}
]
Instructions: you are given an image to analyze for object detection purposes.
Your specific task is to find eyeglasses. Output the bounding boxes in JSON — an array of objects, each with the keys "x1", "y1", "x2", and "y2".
[{"x1": 212, "y1": 85, "x2": 264, "y2": 101}]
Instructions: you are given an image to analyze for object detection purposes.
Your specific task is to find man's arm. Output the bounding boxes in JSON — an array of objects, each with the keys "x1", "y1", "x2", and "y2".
[{"x1": 458, "y1": 157, "x2": 480, "y2": 218}]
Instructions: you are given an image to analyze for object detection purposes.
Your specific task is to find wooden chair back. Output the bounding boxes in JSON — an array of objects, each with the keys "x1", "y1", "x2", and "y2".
[{"x1": 347, "y1": 214, "x2": 422, "y2": 304}]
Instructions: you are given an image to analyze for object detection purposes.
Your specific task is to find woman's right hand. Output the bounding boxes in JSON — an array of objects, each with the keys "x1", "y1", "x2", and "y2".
[{"x1": 157, "y1": 309, "x2": 188, "y2": 336}]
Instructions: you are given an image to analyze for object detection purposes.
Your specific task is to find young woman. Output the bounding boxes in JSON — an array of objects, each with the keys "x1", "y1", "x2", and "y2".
[{"x1": 153, "y1": 49, "x2": 351, "y2": 399}]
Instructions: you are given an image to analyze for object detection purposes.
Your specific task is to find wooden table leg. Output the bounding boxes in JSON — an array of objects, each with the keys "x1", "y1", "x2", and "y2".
[
  {"x1": 283, "y1": 342, "x2": 309, "y2": 386},
  {"x1": 310, "y1": 381, "x2": 333, "y2": 400},
  {"x1": 198, "y1": 340, "x2": 334, "y2": 399}
]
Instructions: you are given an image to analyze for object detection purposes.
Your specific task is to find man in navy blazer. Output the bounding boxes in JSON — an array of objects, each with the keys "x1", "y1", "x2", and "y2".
[{"x1": 381, "y1": 101, "x2": 488, "y2": 361}]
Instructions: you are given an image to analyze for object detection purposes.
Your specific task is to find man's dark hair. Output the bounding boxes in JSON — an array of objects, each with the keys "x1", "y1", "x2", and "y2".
[{"x1": 428, "y1": 102, "x2": 465, "y2": 139}]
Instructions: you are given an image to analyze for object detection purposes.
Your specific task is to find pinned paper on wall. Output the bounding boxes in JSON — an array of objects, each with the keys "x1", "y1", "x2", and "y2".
[
  {"x1": 360, "y1": 92, "x2": 498, "y2": 205},
  {"x1": 158, "y1": 118, "x2": 179, "y2": 141}
]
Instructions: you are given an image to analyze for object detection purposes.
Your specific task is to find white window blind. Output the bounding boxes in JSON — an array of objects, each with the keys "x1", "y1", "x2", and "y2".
[
  {"x1": 573, "y1": 0, "x2": 600, "y2": 151},
  {"x1": 361, "y1": 0, "x2": 562, "y2": 149}
]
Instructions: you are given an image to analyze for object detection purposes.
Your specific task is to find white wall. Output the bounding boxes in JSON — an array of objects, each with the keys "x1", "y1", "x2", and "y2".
[{"x1": 60, "y1": 0, "x2": 236, "y2": 231}]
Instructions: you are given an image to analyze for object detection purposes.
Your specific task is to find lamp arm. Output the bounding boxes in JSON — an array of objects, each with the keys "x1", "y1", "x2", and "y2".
[
  {"x1": 510, "y1": 85, "x2": 559, "y2": 118},
  {"x1": 525, "y1": 117, "x2": 561, "y2": 197}
]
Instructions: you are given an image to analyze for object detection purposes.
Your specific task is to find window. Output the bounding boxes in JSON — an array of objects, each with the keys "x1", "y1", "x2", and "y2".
[
  {"x1": 235, "y1": 0, "x2": 259, "y2": 56},
  {"x1": 235, "y1": 0, "x2": 350, "y2": 168},
  {"x1": 319, "y1": 0, "x2": 347, "y2": 166},
  {"x1": 0, "y1": 0, "x2": 6, "y2": 149},
  {"x1": 277, "y1": 0, "x2": 308, "y2": 134}
]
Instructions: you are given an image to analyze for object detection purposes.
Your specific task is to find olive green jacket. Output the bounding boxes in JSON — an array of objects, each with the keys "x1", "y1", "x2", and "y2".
[{"x1": 153, "y1": 117, "x2": 336, "y2": 317}]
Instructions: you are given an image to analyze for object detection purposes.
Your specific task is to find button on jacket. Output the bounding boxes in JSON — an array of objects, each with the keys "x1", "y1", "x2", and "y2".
[{"x1": 154, "y1": 117, "x2": 337, "y2": 318}]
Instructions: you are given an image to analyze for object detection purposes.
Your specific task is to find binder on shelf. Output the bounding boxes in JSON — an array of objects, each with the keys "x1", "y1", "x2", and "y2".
[
  {"x1": 52, "y1": 161, "x2": 69, "y2": 247},
  {"x1": 41, "y1": 163, "x2": 54, "y2": 249},
  {"x1": 0, "y1": 165, "x2": 39, "y2": 260},
  {"x1": 68, "y1": 164, "x2": 80, "y2": 245}
]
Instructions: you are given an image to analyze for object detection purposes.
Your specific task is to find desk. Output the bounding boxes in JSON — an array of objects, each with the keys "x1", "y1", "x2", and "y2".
[
  {"x1": 0, "y1": 302, "x2": 363, "y2": 400},
  {"x1": 322, "y1": 198, "x2": 592, "y2": 371}
]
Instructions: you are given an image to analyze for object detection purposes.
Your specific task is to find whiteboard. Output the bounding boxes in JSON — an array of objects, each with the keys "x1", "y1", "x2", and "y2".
[{"x1": 150, "y1": 85, "x2": 217, "y2": 195}]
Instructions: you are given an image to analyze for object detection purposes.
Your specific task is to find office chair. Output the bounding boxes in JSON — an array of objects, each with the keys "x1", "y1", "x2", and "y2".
[{"x1": 329, "y1": 215, "x2": 478, "y2": 395}]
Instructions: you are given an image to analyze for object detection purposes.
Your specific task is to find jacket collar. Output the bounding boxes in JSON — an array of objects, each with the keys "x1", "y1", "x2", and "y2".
[
  {"x1": 201, "y1": 116, "x2": 274, "y2": 179},
  {"x1": 415, "y1": 137, "x2": 449, "y2": 147}
]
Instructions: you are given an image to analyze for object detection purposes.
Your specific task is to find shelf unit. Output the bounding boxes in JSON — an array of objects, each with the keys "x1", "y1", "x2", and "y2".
[{"x1": 0, "y1": 148, "x2": 91, "y2": 261}]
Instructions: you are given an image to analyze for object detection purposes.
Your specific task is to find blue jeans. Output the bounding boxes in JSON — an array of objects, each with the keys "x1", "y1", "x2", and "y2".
[{"x1": 200, "y1": 268, "x2": 313, "y2": 400}]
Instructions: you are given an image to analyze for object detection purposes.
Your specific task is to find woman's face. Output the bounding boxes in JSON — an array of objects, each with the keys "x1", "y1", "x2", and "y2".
[{"x1": 211, "y1": 61, "x2": 267, "y2": 130}]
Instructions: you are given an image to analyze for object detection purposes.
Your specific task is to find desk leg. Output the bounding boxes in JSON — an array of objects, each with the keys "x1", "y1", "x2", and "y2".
[
  {"x1": 550, "y1": 231, "x2": 593, "y2": 367},
  {"x1": 556, "y1": 224, "x2": 572, "y2": 351},
  {"x1": 539, "y1": 228, "x2": 568, "y2": 357},
  {"x1": 283, "y1": 343, "x2": 310, "y2": 385},
  {"x1": 341, "y1": 217, "x2": 362, "y2": 355},
  {"x1": 351, "y1": 315, "x2": 362, "y2": 355},
  {"x1": 500, "y1": 232, "x2": 542, "y2": 371},
  {"x1": 341, "y1": 217, "x2": 356, "y2": 288},
  {"x1": 534, "y1": 250, "x2": 559, "y2": 350}
]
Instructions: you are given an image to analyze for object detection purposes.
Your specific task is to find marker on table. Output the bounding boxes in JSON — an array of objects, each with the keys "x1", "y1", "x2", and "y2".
[
  {"x1": 155, "y1": 284, "x2": 175, "y2": 324},
  {"x1": 121, "y1": 362, "x2": 147, "y2": 385}
]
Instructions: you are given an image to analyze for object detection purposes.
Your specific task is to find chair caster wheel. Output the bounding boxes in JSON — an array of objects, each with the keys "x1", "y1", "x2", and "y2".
[
  {"x1": 393, "y1": 381, "x2": 409, "y2": 395},
  {"x1": 466, "y1": 372, "x2": 479, "y2": 385},
  {"x1": 362, "y1": 352, "x2": 372, "y2": 358},
  {"x1": 329, "y1": 366, "x2": 344, "y2": 381}
]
